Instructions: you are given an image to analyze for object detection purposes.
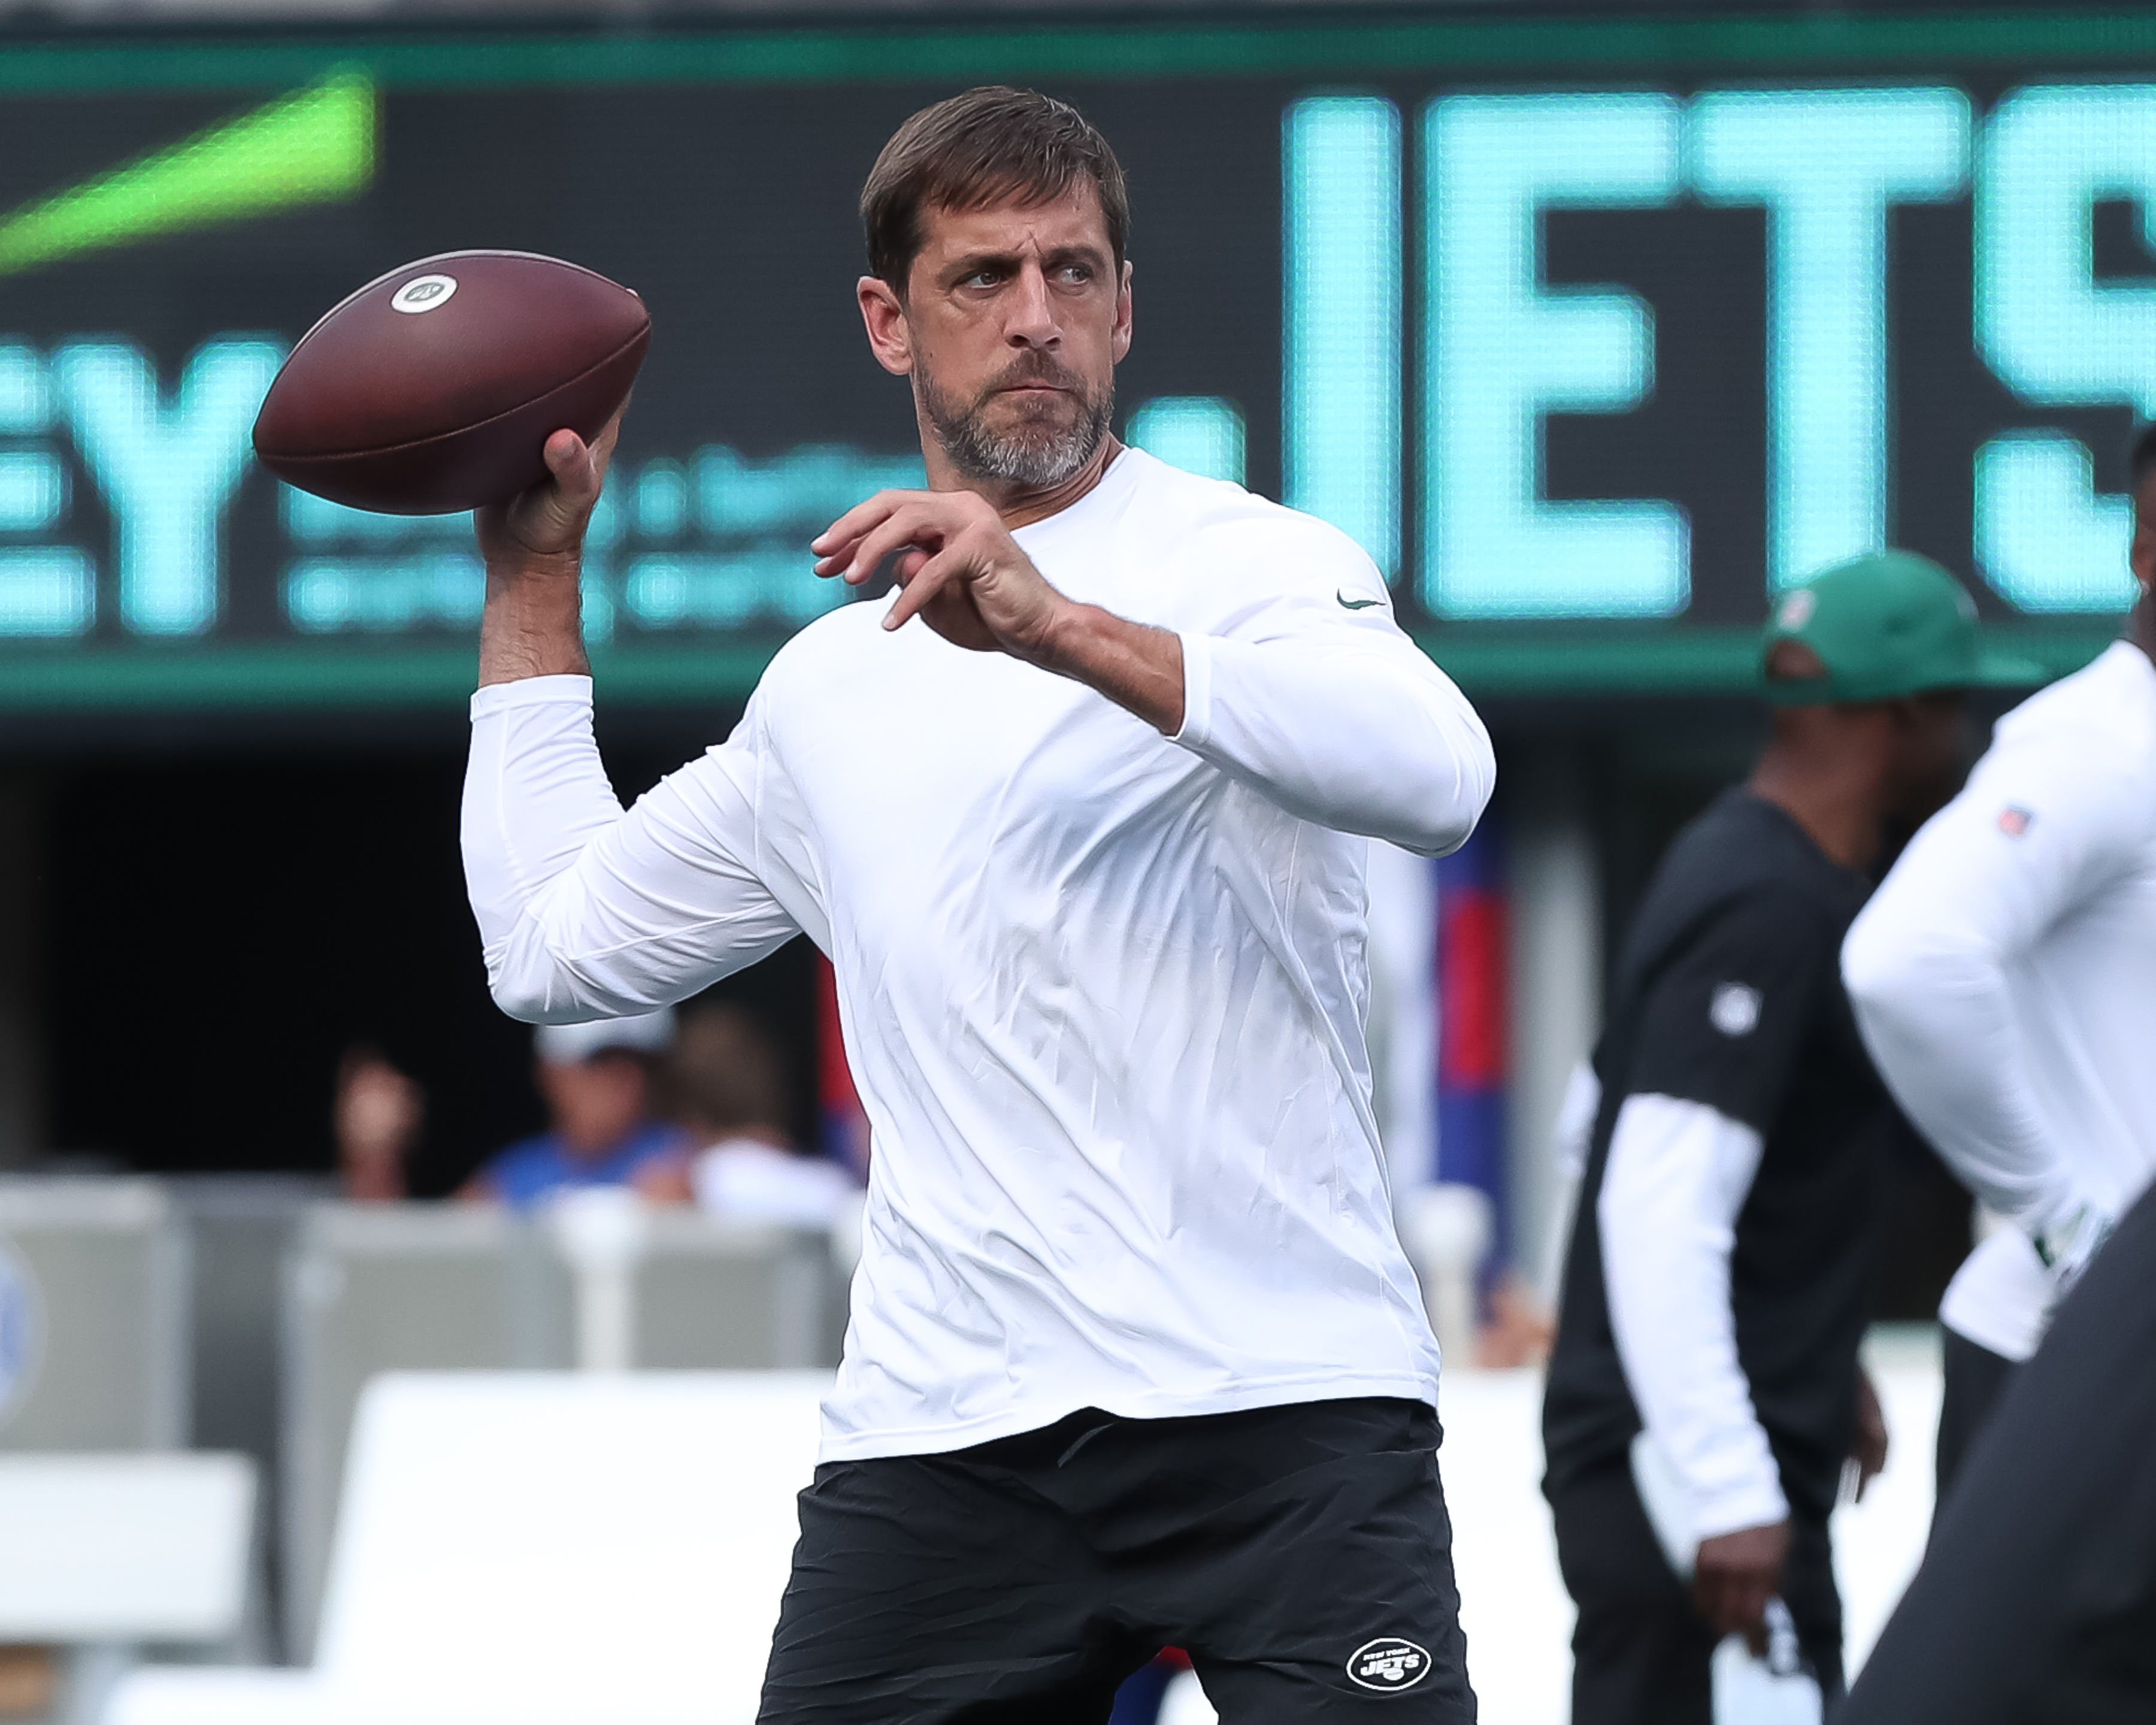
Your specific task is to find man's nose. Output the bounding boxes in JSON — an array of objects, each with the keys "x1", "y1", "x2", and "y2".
[{"x1": 1004, "y1": 262, "x2": 1059, "y2": 346}]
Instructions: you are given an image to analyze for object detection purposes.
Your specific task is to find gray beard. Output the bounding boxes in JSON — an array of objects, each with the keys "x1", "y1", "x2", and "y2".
[{"x1": 918, "y1": 362, "x2": 1113, "y2": 489}]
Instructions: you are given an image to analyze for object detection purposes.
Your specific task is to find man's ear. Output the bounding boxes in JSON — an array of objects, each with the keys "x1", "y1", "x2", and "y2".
[
  {"x1": 858, "y1": 275, "x2": 913, "y2": 377},
  {"x1": 1111, "y1": 259, "x2": 1134, "y2": 364},
  {"x1": 1887, "y1": 691, "x2": 1955, "y2": 728}
]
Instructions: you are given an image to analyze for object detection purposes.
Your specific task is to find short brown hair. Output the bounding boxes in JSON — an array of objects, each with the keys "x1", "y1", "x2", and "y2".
[
  {"x1": 861, "y1": 86, "x2": 1130, "y2": 292},
  {"x1": 673, "y1": 1004, "x2": 789, "y2": 1139}
]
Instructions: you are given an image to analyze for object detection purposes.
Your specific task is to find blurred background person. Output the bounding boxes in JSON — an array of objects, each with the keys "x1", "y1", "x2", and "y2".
[
  {"x1": 649, "y1": 1003, "x2": 858, "y2": 1228},
  {"x1": 1842, "y1": 426, "x2": 2156, "y2": 1509},
  {"x1": 332, "y1": 1044, "x2": 423, "y2": 1202},
  {"x1": 1541, "y1": 551, "x2": 2016, "y2": 1723},
  {"x1": 460, "y1": 1008, "x2": 685, "y2": 1207}
]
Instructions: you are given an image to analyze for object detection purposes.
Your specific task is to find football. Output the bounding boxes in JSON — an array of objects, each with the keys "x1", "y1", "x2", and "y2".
[{"x1": 253, "y1": 250, "x2": 650, "y2": 515}]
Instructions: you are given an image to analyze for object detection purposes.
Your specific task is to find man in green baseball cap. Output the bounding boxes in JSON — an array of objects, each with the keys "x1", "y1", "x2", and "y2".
[
  {"x1": 1760, "y1": 547, "x2": 2044, "y2": 708},
  {"x1": 1751, "y1": 549, "x2": 2040, "y2": 857},
  {"x1": 1545, "y1": 549, "x2": 2040, "y2": 1724}
]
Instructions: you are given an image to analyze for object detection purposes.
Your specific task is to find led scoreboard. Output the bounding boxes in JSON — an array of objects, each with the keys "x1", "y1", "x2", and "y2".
[{"x1": 1, "y1": 10, "x2": 2152, "y2": 713}]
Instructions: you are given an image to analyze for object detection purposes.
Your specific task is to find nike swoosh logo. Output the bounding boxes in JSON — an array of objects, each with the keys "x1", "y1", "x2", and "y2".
[
  {"x1": 0, "y1": 72, "x2": 376, "y2": 279},
  {"x1": 1337, "y1": 591, "x2": 1383, "y2": 610}
]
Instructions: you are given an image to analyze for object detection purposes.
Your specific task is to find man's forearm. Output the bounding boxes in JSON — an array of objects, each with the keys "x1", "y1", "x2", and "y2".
[
  {"x1": 1036, "y1": 601, "x2": 1185, "y2": 734},
  {"x1": 1150, "y1": 627, "x2": 1493, "y2": 856},
  {"x1": 1601, "y1": 1092, "x2": 1789, "y2": 1539},
  {"x1": 479, "y1": 553, "x2": 589, "y2": 687},
  {"x1": 1844, "y1": 912, "x2": 2075, "y2": 1231}
]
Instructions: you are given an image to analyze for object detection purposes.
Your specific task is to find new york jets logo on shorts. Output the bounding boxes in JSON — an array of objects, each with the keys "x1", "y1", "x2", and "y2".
[{"x1": 1347, "y1": 1636, "x2": 1431, "y2": 1691}]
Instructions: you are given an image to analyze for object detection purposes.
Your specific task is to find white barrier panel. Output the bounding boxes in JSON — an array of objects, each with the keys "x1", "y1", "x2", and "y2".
[
  {"x1": 113, "y1": 1371, "x2": 830, "y2": 1725},
  {"x1": 1836, "y1": 1327, "x2": 1943, "y2": 1675},
  {"x1": 0, "y1": 1453, "x2": 255, "y2": 1642},
  {"x1": 0, "y1": 1178, "x2": 189, "y2": 1451},
  {"x1": 1439, "y1": 1370, "x2": 1574, "y2": 1725},
  {"x1": 320, "y1": 1373, "x2": 823, "y2": 1714},
  {"x1": 280, "y1": 1203, "x2": 842, "y2": 1659}
]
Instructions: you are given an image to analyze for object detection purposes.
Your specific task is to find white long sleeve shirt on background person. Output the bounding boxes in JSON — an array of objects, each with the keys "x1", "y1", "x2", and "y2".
[
  {"x1": 1600, "y1": 1092, "x2": 1788, "y2": 1540},
  {"x1": 463, "y1": 450, "x2": 1495, "y2": 1461},
  {"x1": 1843, "y1": 641, "x2": 2156, "y2": 1361}
]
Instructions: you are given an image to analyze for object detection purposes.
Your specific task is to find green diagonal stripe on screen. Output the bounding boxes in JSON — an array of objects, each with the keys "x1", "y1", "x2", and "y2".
[{"x1": 0, "y1": 69, "x2": 374, "y2": 277}]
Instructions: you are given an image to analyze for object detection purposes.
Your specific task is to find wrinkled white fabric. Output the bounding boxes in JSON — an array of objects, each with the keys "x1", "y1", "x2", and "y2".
[
  {"x1": 1937, "y1": 1227, "x2": 2054, "y2": 1363},
  {"x1": 462, "y1": 450, "x2": 1495, "y2": 1461},
  {"x1": 1843, "y1": 641, "x2": 2156, "y2": 1360},
  {"x1": 1600, "y1": 1091, "x2": 1788, "y2": 1541},
  {"x1": 1364, "y1": 840, "x2": 1439, "y2": 1193}
]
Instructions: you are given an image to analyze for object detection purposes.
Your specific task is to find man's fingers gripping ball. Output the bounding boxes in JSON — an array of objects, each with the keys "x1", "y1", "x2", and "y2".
[{"x1": 477, "y1": 411, "x2": 624, "y2": 566}]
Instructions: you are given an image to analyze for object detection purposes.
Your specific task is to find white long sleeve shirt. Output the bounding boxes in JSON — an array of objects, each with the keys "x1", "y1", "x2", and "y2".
[
  {"x1": 1843, "y1": 641, "x2": 2156, "y2": 1360},
  {"x1": 1558, "y1": 1072, "x2": 1783, "y2": 1527},
  {"x1": 1601, "y1": 1092, "x2": 1788, "y2": 1541},
  {"x1": 463, "y1": 450, "x2": 1495, "y2": 1460}
]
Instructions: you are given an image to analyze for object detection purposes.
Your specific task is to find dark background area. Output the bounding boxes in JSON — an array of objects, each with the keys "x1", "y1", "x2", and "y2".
[
  {"x1": 31, "y1": 721, "x2": 826, "y2": 1193},
  {"x1": 15, "y1": 700, "x2": 1734, "y2": 1185}
]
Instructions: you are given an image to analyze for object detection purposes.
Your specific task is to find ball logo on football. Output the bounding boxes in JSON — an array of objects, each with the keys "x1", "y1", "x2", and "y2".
[{"x1": 390, "y1": 274, "x2": 458, "y2": 314}]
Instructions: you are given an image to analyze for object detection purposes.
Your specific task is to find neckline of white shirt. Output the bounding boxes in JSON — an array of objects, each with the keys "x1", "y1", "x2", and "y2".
[{"x1": 1007, "y1": 446, "x2": 1144, "y2": 552}]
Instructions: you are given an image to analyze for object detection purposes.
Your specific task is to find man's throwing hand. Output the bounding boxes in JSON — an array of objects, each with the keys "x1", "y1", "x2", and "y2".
[
  {"x1": 476, "y1": 411, "x2": 623, "y2": 574},
  {"x1": 473, "y1": 408, "x2": 624, "y2": 686},
  {"x1": 813, "y1": 489, "x2": 1068, "y2": 659}
]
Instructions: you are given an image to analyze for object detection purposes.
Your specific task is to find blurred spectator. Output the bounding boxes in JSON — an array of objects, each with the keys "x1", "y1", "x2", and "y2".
[
  {"x1": 655, "y1": 1003, "x2": 857, "y2": 1227},
  {"x1": 333, "y1": 1045, "x2": 422, "y2": 1202},
  {"x1": 462, "y1": 1009, "x2": 686, "y2": 1207}
]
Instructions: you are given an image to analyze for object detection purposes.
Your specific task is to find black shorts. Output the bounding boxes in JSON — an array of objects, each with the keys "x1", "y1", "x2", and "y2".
[
  {"x1": 756, "y1": 1396, "x2": 1477, "y2": 1724},
  {"x1": 1934, "y1": 1327, "x2": 2019, "y2": 1512}
]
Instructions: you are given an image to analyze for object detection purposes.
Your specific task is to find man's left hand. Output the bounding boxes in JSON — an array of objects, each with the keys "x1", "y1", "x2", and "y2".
[
  {"x1": 813, "y1": 488, "x2": 1069, "y2": 661},
  {"x1": 1692, "y1": 1519, "x2": 1790, "y2": 1654},
  {"x1": 1849, "y1": 1366, "x2": 1888, "y2": 1501}
]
